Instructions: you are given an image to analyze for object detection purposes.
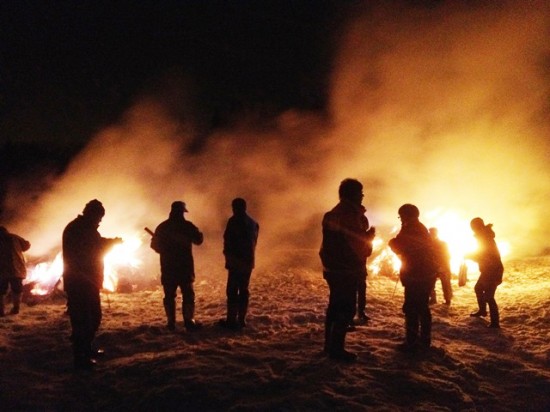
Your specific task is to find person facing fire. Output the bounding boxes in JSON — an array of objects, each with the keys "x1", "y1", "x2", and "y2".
[
  {"x1": 219, "y1": 197, "x2": 259, "y2": 330},
  {"x1": 320, "y1": 178, "x2": 375, "y2": 362},
  {"x1": 389, "y1": 204, "x2": 437, "y2": 352},
  {"x1": 62, "y1": 199, "x2": 122, "y2": 370},
  {"x1": 466, "y1": 217, "x2": 504, "y2": 328},
  {"x1": 0, "y1": 226, "x2": 31, "y2": 317},
  {"x1": 428, "y1": 227, "x2": 453, "y2": 306},
  {"x1": 151, "y1": 201, "x2": 204, "y2": 332}
]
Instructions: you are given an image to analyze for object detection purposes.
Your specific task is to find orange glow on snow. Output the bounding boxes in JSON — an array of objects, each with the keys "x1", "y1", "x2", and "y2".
[{"x1": 26, "y1": 235, "x2": 143, "y2": 295}]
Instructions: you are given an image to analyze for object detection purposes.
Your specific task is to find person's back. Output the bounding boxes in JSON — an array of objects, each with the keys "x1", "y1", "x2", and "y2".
[{"x1": 154, "y1": 217, "x2": 202, "y2": 277}]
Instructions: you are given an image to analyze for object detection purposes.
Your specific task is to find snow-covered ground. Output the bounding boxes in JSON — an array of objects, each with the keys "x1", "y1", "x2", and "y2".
[{"x1": 1, "y1": 256, "x2": 549, "y2": 411}]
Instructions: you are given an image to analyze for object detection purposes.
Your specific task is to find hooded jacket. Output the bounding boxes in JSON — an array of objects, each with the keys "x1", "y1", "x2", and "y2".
[
  {"x1": 468, "y1": 224, "x2": 504, "y2": 284},
  {"x1": 320, "y1": 200, "x2": 374, "y2": 275},
  {"x1": 389, "y1": 219, "x2": 437, "y2": 287},
  {"x1": 0, "y1": 227, "x2": 30, "y2": 279}
]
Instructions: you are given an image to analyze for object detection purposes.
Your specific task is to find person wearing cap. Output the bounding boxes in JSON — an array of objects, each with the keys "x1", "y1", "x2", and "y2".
[
  {"x1": 151, "y1": 201, "x2": 204, "y2": 331},
  {"x1": 319, "y1": 178, "x2": 375, "y2": 362},
  {"x1": 0, "y1": 226, "x2": 31, "y2": 317},
  {"x1": 62, "y1": 199, "x2": 122, "y2": 370},
  {"x1": 219, "y1": 198, "x2": 259, "y2": 330},
  {"x1": 465, "y1": 217, "x2": 504, "y2": 328},
  {"x1": 389, "y1": 204, "x2": 437, "y2": 352}
]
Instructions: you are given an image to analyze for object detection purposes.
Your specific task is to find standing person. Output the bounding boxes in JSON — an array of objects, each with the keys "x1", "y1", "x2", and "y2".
[
  {"x1": 0, "y1": 226, "x2": 31, "y2": 316},
  {"x1": 62, "y1": 199, "x2": 122, "y2": 370},
  {"x1": 319, "y1": 178, "x2": 375, "y2": 362},
  {"x1": 151, "y1": 201, "x2": 204, "y2": 332},
  {"x1": 219, "y1": 198, "x2": 259, "y2": 330},
  {"x1": 389, "y1": 204, "x2": 437, "y2": 352},
  {"x1": 466, "y1": 217, "x2": 504, "y2": 328},
  {"x1": 428, "y1": 227, "x2": 453, "y2": 305}
]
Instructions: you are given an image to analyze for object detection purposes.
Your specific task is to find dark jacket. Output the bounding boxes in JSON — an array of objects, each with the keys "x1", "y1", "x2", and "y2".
[
  {"x1": 319, "y1": 200, "x2": 375, "y2": 276},
  {"x1": 468, "y1": 224, "x2": 503, "y2": 284},
  {"x1": 0, "y1": 227, "x2": 30, "y2": 279},
  {"x1": 223, "y1": 212, "x2": 259, "y2": 272},
  {"x1": 389, "y1": 220, "x2": 437, "y2": 287},
  {"x1": 62, "y1": 215, "x2": 118, "y2": 290},
  {"x1": 151, "y1": 215, "x2": 203, "y2": 282}
]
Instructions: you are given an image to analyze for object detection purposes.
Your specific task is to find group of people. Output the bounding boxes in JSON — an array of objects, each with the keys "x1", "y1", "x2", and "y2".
[
  {"x1": 0, "y1": 179, "x2": 504, "y2": 368},
  {"x1": 320, "y1": 178, "x2": 504, "y2": 361},
  {"x1": 60, "y1": 197, "x2": 259, "y2": 370}
]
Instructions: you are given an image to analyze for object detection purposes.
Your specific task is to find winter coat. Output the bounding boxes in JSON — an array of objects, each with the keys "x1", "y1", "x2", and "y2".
[
  {"x1": 223, "y1": 212, "x2": 259, "y2": 273},
  {"x1": 0, "y1": 228, "x2": 30, "y2": 279},
  {"x1": 433, "y1": 238, "x2": 452, "y2": 274},
  {"x1": 389, "y1": 220, "x2": 437, "y2": 287},
  {"x1": 319, "y1": 200, "x2": 375, "y2": 277},
  {"x1": 62, "y1": 215, "x2": 118, "y2": 290},
  {"x1": 151, "y1": 215, "x2": 203, "y2": 282},
  {"x1": 468, "y1": 224, "x2": 503, "y2": 285}
]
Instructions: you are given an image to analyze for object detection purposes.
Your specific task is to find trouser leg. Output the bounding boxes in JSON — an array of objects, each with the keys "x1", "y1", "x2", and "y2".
[
  {"x1": 485, "y1": 284, "x2": 500, "y2": 327},
  {"x1": 162, "y1": 283, "x2": 177, "y2": 329},
  {"x1": 441, "y1": 272, "x2": 453, "y2": 304},
  {"x1": 237, "y1": 272, "x2": 251, "y2": 327},
  {"x1": 474, "y1": 281, "x2": 487, "y2": 315}
]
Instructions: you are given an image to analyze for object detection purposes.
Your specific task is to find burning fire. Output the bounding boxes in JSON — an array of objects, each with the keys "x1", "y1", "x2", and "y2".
[
  {"x1": 25, "y1": 234, "x2": 144, "y2": 296},
  {"x1": 368, "y1": 209, "x2": 510, "y2": 277}
]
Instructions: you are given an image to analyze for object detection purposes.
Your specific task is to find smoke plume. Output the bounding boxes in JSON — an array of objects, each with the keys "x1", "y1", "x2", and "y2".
[{"x1": 5, "y1": 1, "x2": 550, "y2": 276}]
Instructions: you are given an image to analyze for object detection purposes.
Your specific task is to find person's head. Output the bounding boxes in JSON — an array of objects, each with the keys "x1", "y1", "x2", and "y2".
[
  {"x1": 470, "y1": 217, "x2": 485, "y2": 232},
  {"x1": 398, "y1": 203, "x2": 420, "y2": 224},
  {"x1": 82, "y1": 199, "x2": 105, "y2": 226},
  {"x1": 170, "y1": 201, "x2": 188, "y2": 218},
  {"x1": 338, "y1": 178, "x2": 363, "y2": 205},
  {"x1": 429, "y1": 227, "x2": 439, "y2": 238},
  {"x1": 232, "y1": 197, "x2": 247, "y2": 215}
]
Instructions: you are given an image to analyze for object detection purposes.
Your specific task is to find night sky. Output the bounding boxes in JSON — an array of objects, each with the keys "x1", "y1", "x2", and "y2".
[{"x1": 0, "y1": 1, "x2": 348, "y2": 148}]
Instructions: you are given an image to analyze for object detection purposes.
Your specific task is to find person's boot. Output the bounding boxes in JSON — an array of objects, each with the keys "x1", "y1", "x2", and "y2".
[
  {"x1": 470, "y1": 310, "x2": 487, "y2": 317},
  {"x1": 488, "y1": 303, "x2": 500, "y2": 328},
  {"x1": 219, "y1": 303, "x2": 239, "y2": 330},
  {"x1": 10, "y1": 293, "x2": 21, "y2": 315},
  {"x1": 163, "y1": 298, "x2": 176, "y2": 331},
  {"x1": 329, "y1": 322, "x2": 357, "y2": 362},
  {"x1": 237, "y1": 300, "x2": 248, "y2": 328},
  {"x1": 323, "y1": 318, "x2": 333, "y2": 354},
  {"x1": 183, "y1": 303, "x2": 202, "y2": 331}
]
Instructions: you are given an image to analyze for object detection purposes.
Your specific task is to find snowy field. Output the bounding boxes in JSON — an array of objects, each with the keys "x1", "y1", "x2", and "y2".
[{"x1": 1, "y1": 256, "x2": 549, "y2": 411}]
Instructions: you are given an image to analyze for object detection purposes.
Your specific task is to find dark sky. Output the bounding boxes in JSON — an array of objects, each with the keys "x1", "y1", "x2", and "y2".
[{"x1": 0, "y1": 1, "x2": 347, "y2": 150}]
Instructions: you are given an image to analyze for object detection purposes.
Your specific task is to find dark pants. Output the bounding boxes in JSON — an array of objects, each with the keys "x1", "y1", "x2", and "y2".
[
  {"x1": 226, "y1": 270, "x2": 251, "y2": 323},
  {"x1": 474, "y1": 279, "x2": 499, "y2": 325},
  {"x1": 326, "y1": 273, "x2": 357, "y2": 324},
  {"x1": 162, "y1": 277, "x2": 195, "y2": 322},
  {"x1": 66, "y1": 284, "x2": 102, "y2": 359},
  {"x1": 324, "y1": 272, "x2": 358, "y2": 354},
  {"x1": 0, "y1": 277, "x2": 23, "y2": 294},
  {"x1": 357, "y1": 270, "x2": 367, "y2": 315},
  {"x1": 403, "y1": 282, "x2": 433, "y2": 346}
]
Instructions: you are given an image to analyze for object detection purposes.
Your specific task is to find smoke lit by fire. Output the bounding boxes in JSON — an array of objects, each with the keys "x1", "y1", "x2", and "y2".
[{"x1": 4, "y1": 1, "x2": 550, "y2": 296}]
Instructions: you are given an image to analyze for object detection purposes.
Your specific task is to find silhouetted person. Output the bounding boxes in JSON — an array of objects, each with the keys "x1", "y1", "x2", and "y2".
[
  {"x1": 389, "y1": 204, "x2": 437, "y2": 352},
  {"x1": 428, "y1": 227, "x2": 453, "y2": 305},
  {"x1": 151, "y1": 201, "x2": 203, "y2": 332},
  {"x1": 320, "y1": 178, "x2": 374, "y2": 362},
  {"x1": 62, "y1": 200, "x2": 122, "y2": 370},
  {"x1": 0, "y1": 226, "x2": 30, "y2": 316},
  {"x1": 466, "y1": 217, "x2": 503, "y2": 328},
  {"x1": 219, "y1": 198, "x2": 259, "y2": 330}
]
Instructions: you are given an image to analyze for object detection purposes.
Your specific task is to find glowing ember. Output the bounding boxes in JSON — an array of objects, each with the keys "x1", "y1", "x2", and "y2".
[{"x1": 25, "y1": 235, "x2": 143, "y2": 296}]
